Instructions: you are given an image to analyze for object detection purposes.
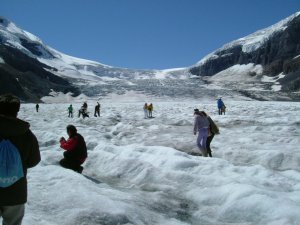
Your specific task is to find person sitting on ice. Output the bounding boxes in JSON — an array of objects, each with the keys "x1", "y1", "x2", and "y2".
[{"x1": 59, "y1": 125, "x2": 87, "y2": 173}]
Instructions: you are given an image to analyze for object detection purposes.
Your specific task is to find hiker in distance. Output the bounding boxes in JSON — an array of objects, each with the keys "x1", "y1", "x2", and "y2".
[
  {"x1": 94, "y1": 102, "x2": 100, "y2": 117},
  {"x1": 0, "y1": 94, "x2": 41, "y2": 225},
  {"x1": 68, "y1": 104, "x2": 73, "y2": 118},
  {"x1": 78, "y1": 102, "x2": 89, "y2": 119},
  {"x1": 143, "y1": 103, "x2": 148, "y2": 119},
  {"x1": 36, "y1": 103, "x2": 39, "y2": 112},
  {"x1": 148, "y1": 103, "x2": 154, "y2": 118},
  {"x1": 193, "y1": 109, "x2": 210, "y2": 157},
  {"x1": 217, "y1": 97, "x2": 226, "y2": 115},
  {"x1": 201, "y1": 111, "x2": 220, "y2": 157},
  {"x1": 59, "y1": 125, "x2": 88, "y2": 174}
]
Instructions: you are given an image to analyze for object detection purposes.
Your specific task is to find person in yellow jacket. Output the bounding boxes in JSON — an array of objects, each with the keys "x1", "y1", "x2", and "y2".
[{"x1": 148, "y1": 103, "x2": 153, "y2": 118}]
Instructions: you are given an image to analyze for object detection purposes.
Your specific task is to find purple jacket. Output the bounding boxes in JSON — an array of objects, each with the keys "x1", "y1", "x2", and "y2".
[{"x1": 194, "y1": 115, "x2": 209, "y2": 133}]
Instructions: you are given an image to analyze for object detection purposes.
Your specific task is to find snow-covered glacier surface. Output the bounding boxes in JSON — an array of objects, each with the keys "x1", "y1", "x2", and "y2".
[{"x1": 9, "y1": 100, "x2": 300, "y2": 225}]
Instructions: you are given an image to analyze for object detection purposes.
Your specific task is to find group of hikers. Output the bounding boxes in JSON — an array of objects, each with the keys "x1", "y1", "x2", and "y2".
[
  {"x1": 72, "y1": 102, "x2": 101, "y2": 119},
  {"x1": 69, "y1": 102, "x2": 101, "y2": 119},
  {"x1": 36, "y1": 101, "x2": 101, "y2": 119},
  {"x1": 143, "y1": 103, "x2": 154, "y2": 118},
  {"x1": 0, "y1": 93, "x2": 225, "y2": 225},
  {"x1": 77, "y1": 102, "x2": 101, "y2": 118}
]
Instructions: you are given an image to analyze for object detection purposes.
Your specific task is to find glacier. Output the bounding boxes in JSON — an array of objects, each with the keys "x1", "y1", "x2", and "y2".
[{"x1": 1, "y1": 100, "x2": 298, "y2": 225}]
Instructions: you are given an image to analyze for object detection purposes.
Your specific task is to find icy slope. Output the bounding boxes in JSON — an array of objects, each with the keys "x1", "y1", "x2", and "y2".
[{"x1": 8, "y1": 100, "x2": 300, "y2": 225}]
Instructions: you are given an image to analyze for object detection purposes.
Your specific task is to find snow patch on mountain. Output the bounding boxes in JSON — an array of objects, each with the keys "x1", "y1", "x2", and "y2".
[
  {"x1": 210, "y1": 63, "x2": 263, "y2": 82},
  {"x1": 294, "y1": 54, "x2": 300, "y2": 59},
  {"x1": 41, "y1": 90, "x2": 89, "y2": 103},
  {"x1": 0, "y1": 57, "x2": 4, "y2": 64},
  {"x1": 153, "y1": 68, "x2": 188, "y2": 79},
  {"x1": 261, "y1": 73, "x2": 285, "y2": 91}
]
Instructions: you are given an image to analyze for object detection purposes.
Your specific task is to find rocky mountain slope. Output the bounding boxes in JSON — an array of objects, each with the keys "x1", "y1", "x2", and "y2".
[
  {"x1": 189, "y1": 12, "x2": 300, "y2": 93},
  {"x1": 1, "y1": 12, "x2": 300, "y2": 102},
  {"x1": 0, "y1": 16, "x2": 188, "y2": 101}
]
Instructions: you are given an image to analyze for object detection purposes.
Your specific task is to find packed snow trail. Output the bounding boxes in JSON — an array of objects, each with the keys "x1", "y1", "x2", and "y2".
[{"x1": 5, "y1": 101, "x2": 300, "y2": 225}]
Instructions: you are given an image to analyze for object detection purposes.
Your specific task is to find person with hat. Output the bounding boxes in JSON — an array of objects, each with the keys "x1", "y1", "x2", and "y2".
[
  {"x1": 59, "y1": 125, "x2": 88, "y2": 173},
  {"x1": 0, "y1": 94, "x2": 41, "y2": 225}
]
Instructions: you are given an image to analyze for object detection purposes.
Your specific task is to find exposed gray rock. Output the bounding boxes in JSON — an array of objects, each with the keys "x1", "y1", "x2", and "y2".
[{"x1": 189, "y1": 13, "x2": 300, "y2": 92}]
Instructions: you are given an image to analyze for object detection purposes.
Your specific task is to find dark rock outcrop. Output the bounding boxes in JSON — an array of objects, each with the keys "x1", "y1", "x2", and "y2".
[
  {"x1": 189, "y1": 13, "x2": 300, "y2": 91},
  {"x1": 0, "y1": 45, "x2": 79, "y2": 102}
]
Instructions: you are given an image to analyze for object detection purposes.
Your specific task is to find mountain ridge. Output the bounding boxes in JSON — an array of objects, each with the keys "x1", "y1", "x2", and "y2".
[
  {"x1": 1, "y1": 13, "x2": 300, "y2": 101},
  {"x1": 189, "y1": 11, "x2": 300, "y2": 93}
]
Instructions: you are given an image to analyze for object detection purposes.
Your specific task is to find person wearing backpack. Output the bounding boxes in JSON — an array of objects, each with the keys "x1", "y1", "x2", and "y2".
[
  {"x1": 59, "y1": 125, "x2": 88, "y2": 173},
  {"x1": 193, "y1": 109, "x2": 210, "y2": 157},
  {"x1": 217, "y1": 97, "x2": 224, "y2": 115},
  {"x1": 201, "y1": 111, "x2": 220, "y2": 157},
  {"x1": 0, "y1": 94, "x2": 41, "y2": 225}
]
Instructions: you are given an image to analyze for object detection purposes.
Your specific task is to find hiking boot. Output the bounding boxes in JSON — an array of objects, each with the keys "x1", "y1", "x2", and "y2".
[{"x1": 77, "y1": 166, "x2": 83, "y2": 174}]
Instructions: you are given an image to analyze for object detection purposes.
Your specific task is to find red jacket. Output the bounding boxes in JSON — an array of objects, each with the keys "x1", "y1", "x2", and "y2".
[{"x1": 60, "y1": 133, "x2": 87, "y2": 164}]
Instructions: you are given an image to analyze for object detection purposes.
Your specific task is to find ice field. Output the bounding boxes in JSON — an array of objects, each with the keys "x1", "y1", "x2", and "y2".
[{"x1": 6, "y1": 100, "x2": 300, "y2": 225}]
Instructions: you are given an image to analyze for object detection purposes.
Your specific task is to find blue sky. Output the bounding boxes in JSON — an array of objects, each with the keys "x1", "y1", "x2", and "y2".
[{"x1": 2, "y1": 0, "x2": 300, "y2": 69}]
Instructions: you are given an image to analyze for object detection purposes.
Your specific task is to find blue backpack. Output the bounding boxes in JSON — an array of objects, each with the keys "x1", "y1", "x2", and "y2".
[{"x1": 0, "y1": 138, "x2": 24, "y2": 188}]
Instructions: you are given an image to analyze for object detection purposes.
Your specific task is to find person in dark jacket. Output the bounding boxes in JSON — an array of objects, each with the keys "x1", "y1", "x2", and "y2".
[
  {"x1": 36, "y1": 103, "x2": 39, "y2": 112},
  {"x1": 59, "y1": 125, "x2": 87, "y2": 173},
  {"x1": 94, "y1": 102, "x2": 100, "y2": 117},
  {"x1": 0, "y1": 94, "x2": 41, "y2": 225},
  {"x1": 78, "y1": 103, "x2": 89, "y2": 119},
  {"x1": 201, "y1": 111, "x2": 220, "y2": 157}
]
